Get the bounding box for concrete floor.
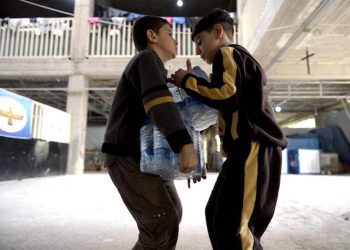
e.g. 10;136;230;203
0;172;349;250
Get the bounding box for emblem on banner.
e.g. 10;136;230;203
0;96;27;133
0;89;32;139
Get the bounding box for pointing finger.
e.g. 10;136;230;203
186;58;192;71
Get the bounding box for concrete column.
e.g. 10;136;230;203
314;113;324;128
71;0;94;60
66;75;89;174
66;0;94;174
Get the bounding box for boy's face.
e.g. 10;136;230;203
154;24;177;61
194;27;222;64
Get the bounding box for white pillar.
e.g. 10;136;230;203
71;0;94;60
66;75;89;174
66;0;94;174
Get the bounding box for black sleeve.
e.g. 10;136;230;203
181;46;240;111
138;52;192;153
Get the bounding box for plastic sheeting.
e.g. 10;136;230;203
288;126;350;164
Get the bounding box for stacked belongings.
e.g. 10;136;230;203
140;66;218;180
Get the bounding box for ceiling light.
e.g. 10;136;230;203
275;106;282;113
177;0;183;7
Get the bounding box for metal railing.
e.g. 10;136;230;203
267;80;350;99
0;18;73;58
0;17;238;58
87;19;198;57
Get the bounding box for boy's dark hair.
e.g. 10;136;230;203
192;8;234;41
133;16;169;52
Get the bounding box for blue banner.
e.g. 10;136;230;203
0;88;33;139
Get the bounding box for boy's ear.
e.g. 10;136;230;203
146;29;157;43
214;24;224;39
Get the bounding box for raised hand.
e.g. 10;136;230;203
171;58;194;87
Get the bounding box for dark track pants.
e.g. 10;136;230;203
206;141;282;250
105;154;182;250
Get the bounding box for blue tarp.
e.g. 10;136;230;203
288;126;350;164
287;137;320;150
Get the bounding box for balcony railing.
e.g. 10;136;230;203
0;17;238;58
88;19;198;57
0;18;73;58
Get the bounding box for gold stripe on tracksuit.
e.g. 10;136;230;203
231;111;239;140
144;96;175;113
239;141;259;250
185;47;237;100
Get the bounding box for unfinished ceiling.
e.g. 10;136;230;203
107;0;236;17
241;0;350;125
0;0;236;18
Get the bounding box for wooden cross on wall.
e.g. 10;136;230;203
301;47;315;74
